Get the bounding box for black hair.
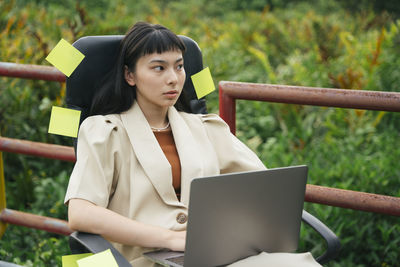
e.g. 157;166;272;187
90;22;186;116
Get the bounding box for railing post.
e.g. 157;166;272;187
0;151;7;238
219;81;236;135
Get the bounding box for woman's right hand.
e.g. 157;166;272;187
166;230;186;251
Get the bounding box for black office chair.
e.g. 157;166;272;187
66;35;340;266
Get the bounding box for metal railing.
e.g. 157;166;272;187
0;62;65;82
0;208;72;236
0;62;72;235
1;62;400;238
219;81;400;217
0;136;75;162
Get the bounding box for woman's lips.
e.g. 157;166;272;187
164;90;179;99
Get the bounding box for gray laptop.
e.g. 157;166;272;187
143;165;308;267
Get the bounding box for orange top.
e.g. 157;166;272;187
153;129;181;199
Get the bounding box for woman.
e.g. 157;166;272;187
65;22;320;266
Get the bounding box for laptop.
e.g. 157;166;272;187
143;165;308;267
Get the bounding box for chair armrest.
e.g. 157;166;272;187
69;231;131;267
301;210;341;264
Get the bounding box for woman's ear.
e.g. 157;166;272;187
124;66;136;86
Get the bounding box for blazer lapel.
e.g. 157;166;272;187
168;108;204;206
120;102;185;207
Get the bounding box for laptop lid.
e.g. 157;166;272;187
184;165;308;267
143;165;308;267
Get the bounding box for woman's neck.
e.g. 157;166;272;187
137;101;169;129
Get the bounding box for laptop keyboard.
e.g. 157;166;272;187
166;255;185;265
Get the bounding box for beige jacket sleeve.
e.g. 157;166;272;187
64;116;121;207
200;114;267;173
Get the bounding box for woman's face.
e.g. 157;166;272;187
125;50;185;112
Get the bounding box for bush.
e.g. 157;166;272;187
1;0;399;265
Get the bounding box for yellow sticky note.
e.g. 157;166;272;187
62;253;93;267
77;249;118;267
191;67;216;99
46;38;85;77
48;106;81;138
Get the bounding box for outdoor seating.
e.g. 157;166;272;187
65;34;340;265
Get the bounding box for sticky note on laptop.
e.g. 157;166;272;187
77;249;118;267
46;38;85;77
62;253;93;267
191;67;215;99
48;106;81;138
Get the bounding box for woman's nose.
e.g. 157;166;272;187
166;68;178;85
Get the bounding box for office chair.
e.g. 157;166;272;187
66;35;340;266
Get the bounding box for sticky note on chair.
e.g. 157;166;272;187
77;249;118;267
48;106;81;138
46;38;85;77
62;253;93;267
191;67;215;99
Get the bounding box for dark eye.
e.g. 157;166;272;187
177;64;184;70
154;66;164;71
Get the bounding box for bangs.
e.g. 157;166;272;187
141;30;186;56
123;22;187;70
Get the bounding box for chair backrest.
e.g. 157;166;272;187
66;35;207;126
65;35;208;264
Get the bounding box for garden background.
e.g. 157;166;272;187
1;0;400;266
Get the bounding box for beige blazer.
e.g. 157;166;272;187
64;101;266;266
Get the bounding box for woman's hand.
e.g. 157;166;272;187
166;230;186;251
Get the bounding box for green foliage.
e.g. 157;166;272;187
0;171;70;266
1;0;400;266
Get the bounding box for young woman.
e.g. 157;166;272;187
65;22;320;267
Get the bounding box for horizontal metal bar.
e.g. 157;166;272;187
219;81;400;112
0;137;75;162
0;62;65;82
0;208;72;236
306;185;400;216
